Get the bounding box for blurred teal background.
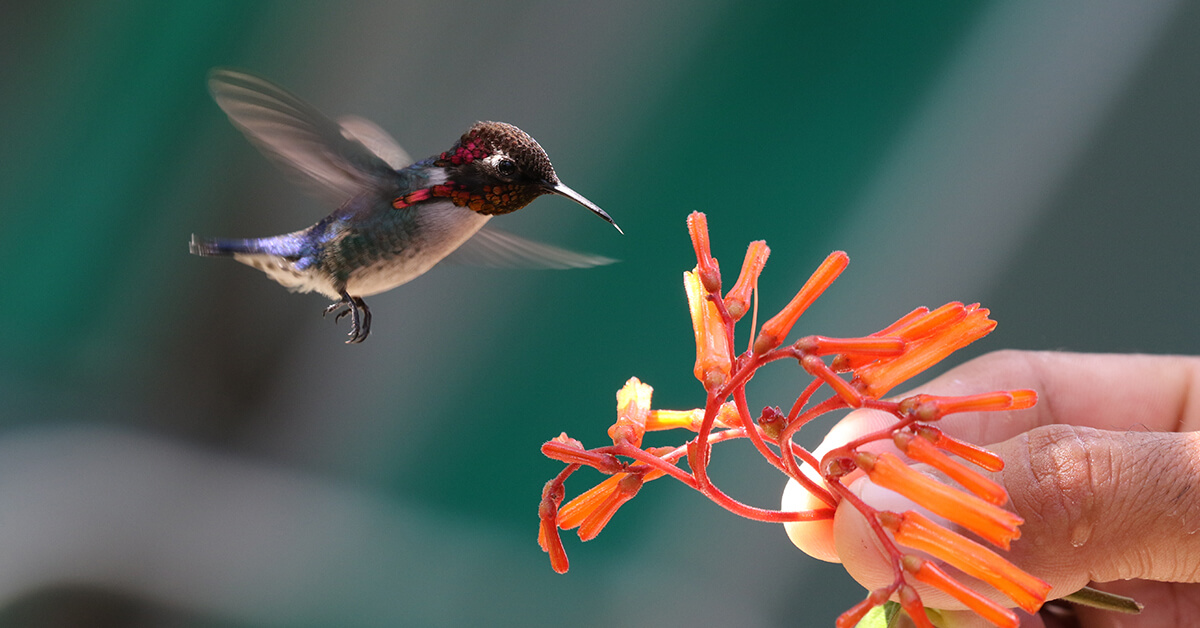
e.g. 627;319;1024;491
2;1;1199;626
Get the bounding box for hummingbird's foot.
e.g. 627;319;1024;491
323;292;372;343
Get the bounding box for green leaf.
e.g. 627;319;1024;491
1062;586;1143;614
853;601;904;628
854;604;889;628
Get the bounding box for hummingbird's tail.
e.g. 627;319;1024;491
189;234;246;256
189;234;304;257
189;233;328;296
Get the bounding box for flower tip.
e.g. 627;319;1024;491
1010;389;1037;409
724;240;770;322
610;377;653;447
539;518;571;573
686;212;721;292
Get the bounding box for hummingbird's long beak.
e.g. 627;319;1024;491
544;181;623;234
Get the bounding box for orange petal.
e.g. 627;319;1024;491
885;510;1051;613
646;402;740;432
896;432;1008;506
902;390;1039;421
888;302;968;341
686;212;721;292
854;305;996;398
685;270;732;389
754;251;849;355
558;475;622;531
795;335;906;357
917;425;1005;472
802;354;865;408
646;409;704;431
898;585;938;628
905;556;1018;628
559;467;668;532
835;307;931;371
539;480;570;573
724;240;770;321
859;452;1022;548
539;517;570;573
541;438;623;474
609;377;653;447
577;473;643;541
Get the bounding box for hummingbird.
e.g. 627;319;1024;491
190;68;621;343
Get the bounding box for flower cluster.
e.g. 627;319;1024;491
537;213;1050;627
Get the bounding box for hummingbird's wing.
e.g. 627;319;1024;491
208;68;407;202
337;115;413;170
446;227;616;269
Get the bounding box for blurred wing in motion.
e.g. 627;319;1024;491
208;68;407;202
337;115;413;170
447;227;617;269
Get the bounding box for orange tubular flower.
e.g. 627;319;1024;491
538;479;569;573
904;556;1018;628
833;306;931;371
894;431;1008;506
687;211;721;292
857;452;1022;549
881;510;1051;613
917;425;1006;472
853;303;996;398
557;465;668;539
575;473;644;541
795;335;907;357
724;240;770;321
609;377;653;447
754;251;849;355
900;391;1038;422
646;402;741;432
541;436;623;475
898;585;937;628
685;269;732;389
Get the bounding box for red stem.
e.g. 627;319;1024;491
826;414;919;461
827;479;907;585
782;441;837;509
786;378;825;423
700;474;835;523
602;443;699;488
732;387;784;470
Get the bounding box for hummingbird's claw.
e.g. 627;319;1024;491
324;292;372;343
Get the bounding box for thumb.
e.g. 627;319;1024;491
807;424;1200;619
986;424;1200;589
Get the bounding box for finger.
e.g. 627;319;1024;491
824;426;1200;612
784;350;1200;563
991;425;1200;588
897;350;1200;445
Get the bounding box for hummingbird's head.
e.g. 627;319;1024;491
435;121;621;232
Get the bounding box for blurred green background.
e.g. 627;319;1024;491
2;1;1199;626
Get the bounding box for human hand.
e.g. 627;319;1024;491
783;351;1200;627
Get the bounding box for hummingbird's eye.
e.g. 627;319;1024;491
496;158;517;178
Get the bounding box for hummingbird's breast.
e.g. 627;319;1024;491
335;197;490;298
